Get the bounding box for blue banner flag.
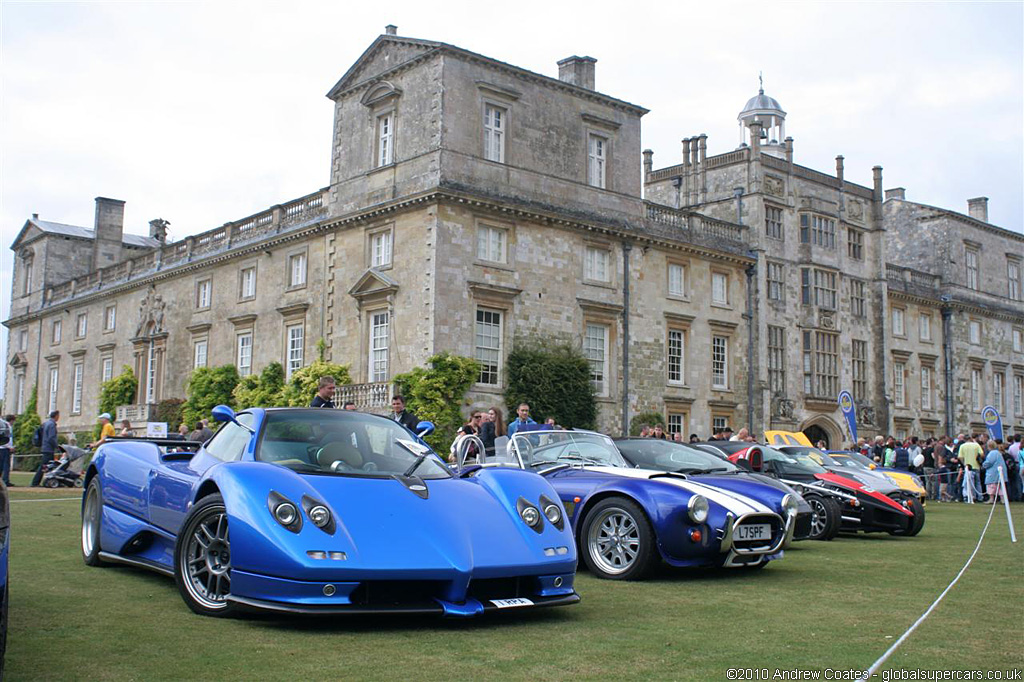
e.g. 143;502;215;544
982;405;1003;442
838;390;857;443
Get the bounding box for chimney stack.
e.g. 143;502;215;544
557;56;596;90
885;188;906;201
93;197;125;268
385;24;397;36
967;197;988;222
835;155;844;183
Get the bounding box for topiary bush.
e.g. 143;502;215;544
504;341;596;430
630;411;665;436
182;365;241;427
233;362;286;409
393;352;480;452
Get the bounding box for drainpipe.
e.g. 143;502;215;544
745;263;756;436
622;241;632;436
941;299;954;435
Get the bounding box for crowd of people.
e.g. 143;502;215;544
845;433;1023;505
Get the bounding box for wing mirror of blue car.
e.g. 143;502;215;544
211;404;255;434
416;421;435;437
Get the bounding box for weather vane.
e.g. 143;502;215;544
759;71;763;93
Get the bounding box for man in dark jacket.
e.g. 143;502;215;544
31;410;60;487
893;442;910;470
390;395;419;431
311;376;337;408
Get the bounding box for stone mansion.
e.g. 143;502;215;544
5;28;1023;446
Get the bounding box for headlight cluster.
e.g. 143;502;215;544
518;495;565;533
781;493;799;518
687;495;709;524
267;491;335;534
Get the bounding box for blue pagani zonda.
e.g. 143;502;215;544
80;406;579;617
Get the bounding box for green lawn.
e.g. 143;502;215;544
5;470;1023;681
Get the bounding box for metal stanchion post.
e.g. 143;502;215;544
964;469;975;504
997;466;1017;543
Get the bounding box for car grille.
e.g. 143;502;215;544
732;513;783;552
347;577;531;607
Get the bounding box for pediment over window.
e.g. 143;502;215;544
349;268;399;307
8;352;27;368
360;80;403;107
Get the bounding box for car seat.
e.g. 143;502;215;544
316;441;363;471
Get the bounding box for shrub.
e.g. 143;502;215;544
94;365;137;439
233;362;286;409
280;360;350;407
13;385;41;469
393;352;479;452
154;398;186;431
182;365;240;427
630;412;665;436
504;341;596;430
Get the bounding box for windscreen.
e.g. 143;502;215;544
760;445;828;475
615;439;739;474
511;431;626;469
256;410;449;479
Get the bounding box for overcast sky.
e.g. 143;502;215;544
1;1;1022;398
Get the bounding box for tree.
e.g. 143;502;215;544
504;341;597;430
279;360;350;407
233;362;286;409
154;398;186;431
394;352;479;452
182;365;240;427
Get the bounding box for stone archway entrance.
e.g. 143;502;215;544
799;416;843;450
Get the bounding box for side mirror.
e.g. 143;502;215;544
211;405;236;423
416;421;435;437
210;405;253;434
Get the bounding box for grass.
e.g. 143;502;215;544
5;469;1023;681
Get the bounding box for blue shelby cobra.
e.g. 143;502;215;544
496;431;798;580
80;407;579;617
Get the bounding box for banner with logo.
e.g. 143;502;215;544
838;390;857;443
982;405;1003;442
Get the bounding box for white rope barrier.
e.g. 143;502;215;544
860;476;1006;679
997;466;1017;543
10;497;81;503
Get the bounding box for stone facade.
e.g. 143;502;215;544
4;30;1022;444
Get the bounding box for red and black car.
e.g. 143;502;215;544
695;442;916;537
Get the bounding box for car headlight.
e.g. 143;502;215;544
781;493;799;517
539;494;564;530
517;496;543;532
884;474;899;486
308;505;331;528
268;490;303;533
687;495;709;524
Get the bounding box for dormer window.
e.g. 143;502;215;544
376;113;393;167
361;81;402;170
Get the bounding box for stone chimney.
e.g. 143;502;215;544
835;155;844;183
642;149;653;176
557;56;596;90
385;24;397;36
967;197;988;222
93;197;125;268
885;188;906;201
149;218;170;243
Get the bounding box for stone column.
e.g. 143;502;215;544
698;135;708;204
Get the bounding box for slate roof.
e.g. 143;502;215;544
18;218;160;249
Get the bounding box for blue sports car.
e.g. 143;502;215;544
81;406;579;617
493;431;797;579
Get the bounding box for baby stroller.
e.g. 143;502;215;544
41;444;88;488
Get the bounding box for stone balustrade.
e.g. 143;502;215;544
337;382;393;413
37;188;328;310
116;404;158;424
644;202;748;251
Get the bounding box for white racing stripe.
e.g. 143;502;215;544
587;466;772;515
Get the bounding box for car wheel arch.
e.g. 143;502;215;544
573;490;659;547
195;479;221;504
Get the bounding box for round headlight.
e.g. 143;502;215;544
520;505;541;527
308;505;331;528
687;495;709;524
274;502;298;526
543;503;562;524
781;493;799;517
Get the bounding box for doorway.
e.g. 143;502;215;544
803;425;831;450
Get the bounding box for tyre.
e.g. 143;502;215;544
890;496;925;537
44;478;59;489
0;582;7;679
73;477;84;488
580;497;657;580
804;494;840;541
81;479;109;567
174;494;236;617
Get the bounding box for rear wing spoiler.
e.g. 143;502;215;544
105;436;205;449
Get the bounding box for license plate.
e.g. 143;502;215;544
736;523;771;541
490;597;534;609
